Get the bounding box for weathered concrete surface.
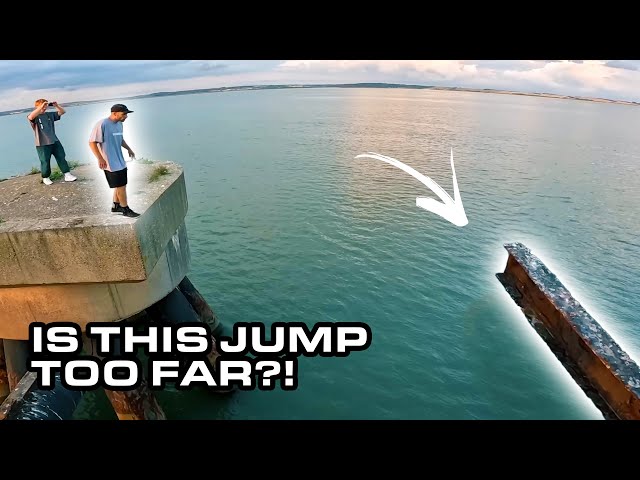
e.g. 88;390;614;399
0;161;187;286
497;242;640;420
0;222;190;340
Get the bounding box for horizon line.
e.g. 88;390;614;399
1;82;638;116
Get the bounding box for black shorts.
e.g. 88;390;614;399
104;168;128;188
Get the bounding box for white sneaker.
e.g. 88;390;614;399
42;177;53;185
64;172;77;182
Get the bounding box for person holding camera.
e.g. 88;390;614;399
27;99;77;185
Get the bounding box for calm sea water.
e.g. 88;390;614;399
2;88;639;420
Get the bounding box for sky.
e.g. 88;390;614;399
1;60;640;112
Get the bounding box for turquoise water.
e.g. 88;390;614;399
2;88;639;419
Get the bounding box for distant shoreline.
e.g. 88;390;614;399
2;82;638;116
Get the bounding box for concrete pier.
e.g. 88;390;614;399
0;160;226;419
497;242;640;420
0;161;189;340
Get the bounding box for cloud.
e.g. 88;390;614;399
500;61;618;96
276;60;640;101
0;68;295;112
0;60;281;91
0;61;182;90
278;60;481;80
1;60;640;112
604;60;640;71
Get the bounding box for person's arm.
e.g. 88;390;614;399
50;101;66;117
89;121;108;169
121;139;135;159
27;103;46;122
89;142;108;170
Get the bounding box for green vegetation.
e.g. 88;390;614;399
50;170;64;181
27;160;84;179
136;157;154;164
149;165;170;183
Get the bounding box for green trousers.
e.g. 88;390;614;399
36;141;70;178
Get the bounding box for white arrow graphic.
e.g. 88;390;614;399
354;149;469;227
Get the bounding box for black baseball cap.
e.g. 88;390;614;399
111;104;134;113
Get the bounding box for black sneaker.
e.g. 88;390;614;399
122;206;140;218
111;203;124;213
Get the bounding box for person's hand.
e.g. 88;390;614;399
127;149;135;160
98;158;107;170
49;101;57;107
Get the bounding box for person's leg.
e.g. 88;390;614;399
117;169;139;217
37;145;53;184
116;185;139;217
50;141;70;173
111;188;122;212
51;141;76;182
116;186;128;207
106;170;137;216
105;172;119;211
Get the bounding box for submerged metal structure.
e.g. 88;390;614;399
497;242;640;420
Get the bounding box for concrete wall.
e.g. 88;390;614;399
0;222;190;340
0;164;187;286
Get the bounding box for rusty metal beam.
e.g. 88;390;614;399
0;371;83;420
179;276;221;335
0;371;37;420
82;329;167;420
496;242;640;420
145;286;233;394
0;340;8;403
3;340;30;391
101;380;166;421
